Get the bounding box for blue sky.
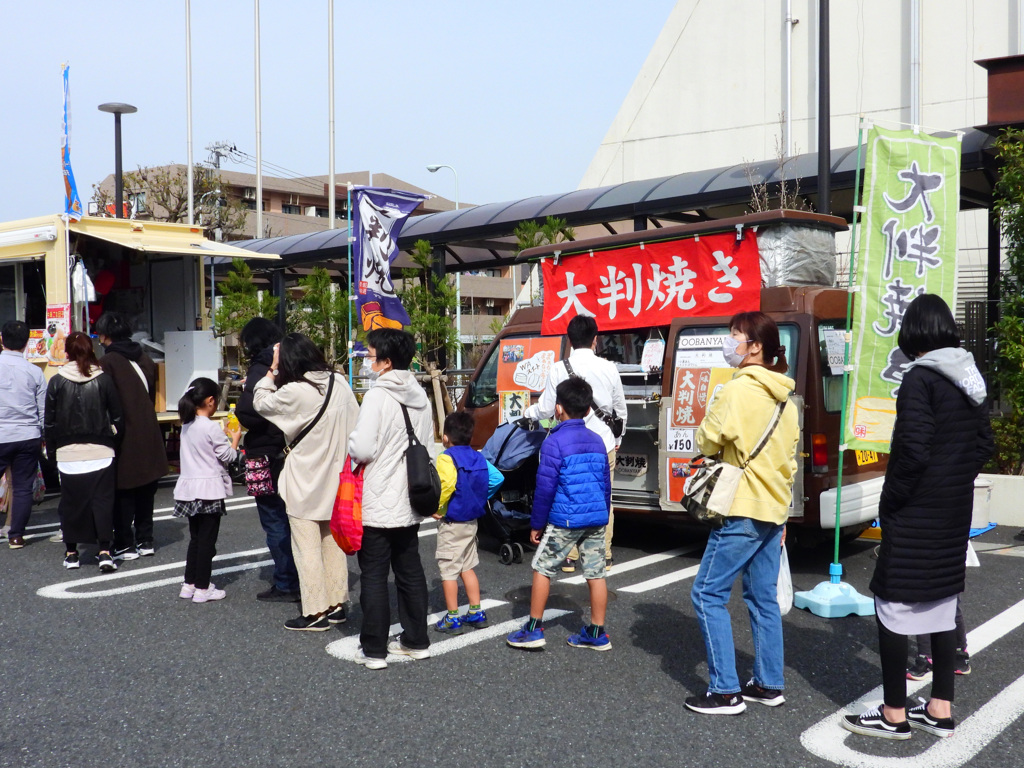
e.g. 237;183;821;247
0;1;676;221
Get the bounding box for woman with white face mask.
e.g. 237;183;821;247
684;312;800;716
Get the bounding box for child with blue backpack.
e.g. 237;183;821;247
433;411;503;634
506;377;612;651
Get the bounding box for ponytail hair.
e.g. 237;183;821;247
729;311;788;374
177;377;220;424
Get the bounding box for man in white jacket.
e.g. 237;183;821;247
524;315;626;570
348;329;434;670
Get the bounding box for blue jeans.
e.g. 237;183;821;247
256;492;299;592
690;516;785;694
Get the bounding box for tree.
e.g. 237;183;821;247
512;216;575;306
287;267;350;368
91;164;249;241
398;239;460;370
988;128;1024;473
213;258;280;338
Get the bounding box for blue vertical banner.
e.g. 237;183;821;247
352;187;426;330
61;64;83;221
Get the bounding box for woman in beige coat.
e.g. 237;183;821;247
254;333;359;631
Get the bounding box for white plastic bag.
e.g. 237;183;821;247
777;544;793;616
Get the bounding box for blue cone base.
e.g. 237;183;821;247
793;580;876;618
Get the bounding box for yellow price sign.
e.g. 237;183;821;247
855;450;879;467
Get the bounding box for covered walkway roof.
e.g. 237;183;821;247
235;128;995;273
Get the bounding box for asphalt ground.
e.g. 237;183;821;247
2;483;1023;768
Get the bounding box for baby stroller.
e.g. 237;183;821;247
481;420;547;565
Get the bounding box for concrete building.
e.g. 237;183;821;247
580;0;1023;312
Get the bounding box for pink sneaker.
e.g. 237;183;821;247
192;584;226;603
179;583;196;599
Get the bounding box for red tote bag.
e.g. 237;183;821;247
330;455;364;555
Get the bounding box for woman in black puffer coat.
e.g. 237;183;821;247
843;295;992;742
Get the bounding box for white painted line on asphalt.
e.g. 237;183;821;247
325;602;572;664
800;595;1024;768
560;545;700;586
617;564;701;593
36;548;272;599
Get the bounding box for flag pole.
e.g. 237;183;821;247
793;116;875;618
347;181;354;387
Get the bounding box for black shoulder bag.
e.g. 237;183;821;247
563;359;625;438
282;373;336;456
400;404;442;516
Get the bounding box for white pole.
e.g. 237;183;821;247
186;0;194;226
1020;0;1024;53
784;0;793;158
453;171;461;369
328;0;335;230
255;0;263;238
910;0;920;127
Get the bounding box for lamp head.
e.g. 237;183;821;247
426;165;442;173
98;102;138;115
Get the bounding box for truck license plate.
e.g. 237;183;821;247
855;450;878;466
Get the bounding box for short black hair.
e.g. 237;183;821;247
94;312;132;342
366;328;416;370
566;315;598;350
443;411;476;446
1;320;29;350
556;377;593;419
898;293;959;360
239;317;283;359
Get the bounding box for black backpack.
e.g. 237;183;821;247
400;404;442;516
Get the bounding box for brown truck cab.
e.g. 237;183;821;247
460;211;886;537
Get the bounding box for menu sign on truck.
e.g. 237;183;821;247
540;230;761;335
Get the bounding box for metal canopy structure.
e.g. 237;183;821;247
235;127;995;273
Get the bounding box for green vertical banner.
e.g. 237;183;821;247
846;126;961;452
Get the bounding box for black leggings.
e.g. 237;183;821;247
184;515;221;590
877;616;957;708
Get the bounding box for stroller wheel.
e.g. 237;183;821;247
512;543;524;564
499;543;515;565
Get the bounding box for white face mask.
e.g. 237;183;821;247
722;336;753;368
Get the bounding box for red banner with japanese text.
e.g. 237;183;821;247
540;230;761;335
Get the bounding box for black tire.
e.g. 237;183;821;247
512;543;524;564
499;543;514;565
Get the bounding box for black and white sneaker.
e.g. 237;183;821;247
326;605;347;625
63;552;81;570
97;552;118;573
137;541;156;557
113;547;139;561
284;615;330;632
841;706;912;740
907;702;955;738
741;679;785;707
684;691;746;715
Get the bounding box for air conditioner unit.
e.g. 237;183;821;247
305;206;317;217
242;187;257;200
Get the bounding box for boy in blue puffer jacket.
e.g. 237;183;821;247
507;377;612;651
433;412;504;634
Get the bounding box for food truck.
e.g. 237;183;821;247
0;214;276;410
459;210;885;541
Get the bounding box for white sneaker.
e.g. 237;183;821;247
192;585;226;603
387;638;430;660
179;583;196;599
354;649;388;670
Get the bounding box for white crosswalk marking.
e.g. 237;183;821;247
560;545;700;585
617;564;702;593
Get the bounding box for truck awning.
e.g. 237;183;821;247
69;217;279;260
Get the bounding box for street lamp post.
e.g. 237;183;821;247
98;102;137;219
426;163;461;368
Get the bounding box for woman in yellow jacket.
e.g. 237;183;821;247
685;311;799;716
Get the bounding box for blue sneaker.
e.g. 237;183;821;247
566;626;612;651
434;613;464;634
461;610;489;628
506;622;545;649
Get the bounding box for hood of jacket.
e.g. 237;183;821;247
103;339;144;362
372;369;429;409
732;365;795;403
58;361;104;383
251;345;275;368
905;347;987;405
